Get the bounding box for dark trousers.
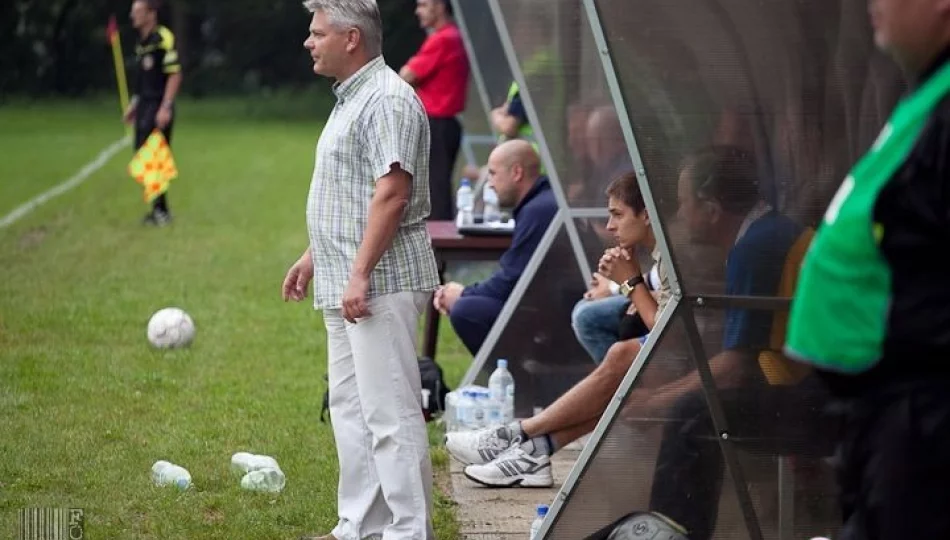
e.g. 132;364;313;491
835;381;950;540
449;295;504;355
135;100;175;214
428;116;462;221
649;374;835;540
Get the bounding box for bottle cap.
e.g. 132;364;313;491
497;359;508;369
460;178;471;187
537;504;549;516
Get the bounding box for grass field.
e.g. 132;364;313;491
0;99;472;539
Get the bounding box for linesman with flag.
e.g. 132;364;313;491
121;0;182;226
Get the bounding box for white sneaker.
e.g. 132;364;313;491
463;443;553;488
445;425;517;465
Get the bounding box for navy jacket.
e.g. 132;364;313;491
462;177;558;301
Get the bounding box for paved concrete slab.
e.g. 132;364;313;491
450;446;582;539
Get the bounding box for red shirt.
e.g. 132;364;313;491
405;23;469;118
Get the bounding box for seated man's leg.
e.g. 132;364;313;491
457;339;647;488
647;389;723;540
523;338;643;445
572;295;630;364
449;295;505;355
643;377;833;540
447;338;643;468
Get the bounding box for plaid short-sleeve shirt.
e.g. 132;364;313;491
306;56;440;310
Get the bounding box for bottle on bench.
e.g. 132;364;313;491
483;185;501;225
455;178;474;228
488;359;515;424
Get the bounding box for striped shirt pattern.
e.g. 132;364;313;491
306;56;440;310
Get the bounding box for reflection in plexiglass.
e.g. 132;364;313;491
485;0;907;538
471;224;591;418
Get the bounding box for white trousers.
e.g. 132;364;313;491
325;291;434;540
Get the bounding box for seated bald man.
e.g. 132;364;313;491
433;140;558;354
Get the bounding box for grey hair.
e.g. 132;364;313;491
303;0;383;56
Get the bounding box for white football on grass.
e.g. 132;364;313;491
147;307;195;349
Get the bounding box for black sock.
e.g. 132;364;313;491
153;193;169;214
544;433;557;453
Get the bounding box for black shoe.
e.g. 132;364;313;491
142;209;172;226
153;209;172;226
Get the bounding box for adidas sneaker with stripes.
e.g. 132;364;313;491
462;444;553;488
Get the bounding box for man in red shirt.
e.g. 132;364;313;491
400;0;470;221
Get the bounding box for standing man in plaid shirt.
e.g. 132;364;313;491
283;1;440;539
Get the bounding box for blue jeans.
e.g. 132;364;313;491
571;295;630;364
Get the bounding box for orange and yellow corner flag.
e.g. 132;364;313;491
129;130;178;203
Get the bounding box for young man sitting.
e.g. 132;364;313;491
446;172;672;487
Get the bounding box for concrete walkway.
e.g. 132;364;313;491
450;446;582;540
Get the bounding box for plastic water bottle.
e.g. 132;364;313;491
241;467;286;493
456;179;474;227
468;390;483;429
230;453;280;476
469;390;485;429
454;390;467;428
483;185;501;224
504;384;515;424
458;390;476;429
488;359;515;423
444;391;459;431
485;390;496;421
480;389;495;428
230;452;286;492
484;390;503;427
530;504;549;539
473;391;488;428
151;460;192;490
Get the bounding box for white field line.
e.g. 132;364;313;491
0;135;131;229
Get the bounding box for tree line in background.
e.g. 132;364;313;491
1;0;424;99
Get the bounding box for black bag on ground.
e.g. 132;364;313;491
319;357;451;424
418;356;451;421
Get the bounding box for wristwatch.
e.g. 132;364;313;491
618;275;645;297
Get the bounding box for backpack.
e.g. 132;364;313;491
418;356;451;421
319;357;451;424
